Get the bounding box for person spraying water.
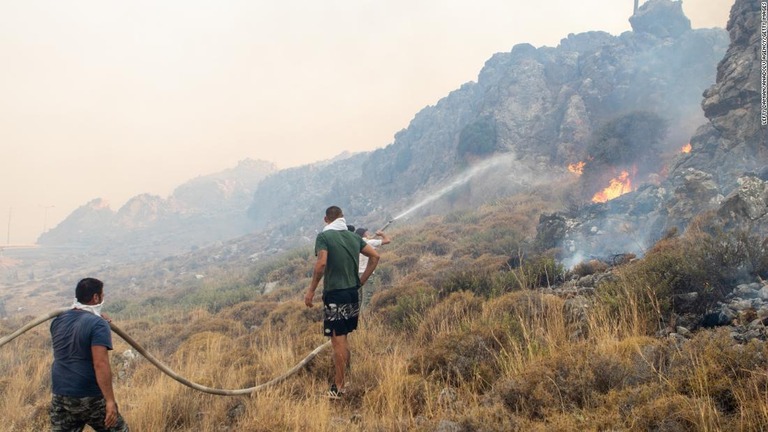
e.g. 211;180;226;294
353;226;392;312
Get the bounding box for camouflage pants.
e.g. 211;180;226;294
50;394;129;432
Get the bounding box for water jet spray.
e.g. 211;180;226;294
381;153;520;227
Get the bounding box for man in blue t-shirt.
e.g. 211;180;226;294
50;278;129;432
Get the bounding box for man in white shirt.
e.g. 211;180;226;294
354;227;391;311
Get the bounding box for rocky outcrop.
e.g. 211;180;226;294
700;0;764;145
173;158;275;214
629;0;691;38
115;194;172;229
247;0;727;238
674;0;767;189
539;0;766;265
715;175;768;235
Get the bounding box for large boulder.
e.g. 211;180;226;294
717;176;768;232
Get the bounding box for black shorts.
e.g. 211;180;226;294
322;287;360;337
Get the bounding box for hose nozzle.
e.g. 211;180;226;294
379;219;395;232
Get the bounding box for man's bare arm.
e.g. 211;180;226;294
92;345;118;428
375;230;391;245
305;250;327;307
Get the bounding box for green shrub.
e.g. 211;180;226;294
443;209;480;225
598;230;749;324
440;269;497;298
373;282;437;332
181;282;261;313
455;228;522;258
696;227;768;284
500;253;565;291
571;259;609;278
247;246;312;286
457;118;498;157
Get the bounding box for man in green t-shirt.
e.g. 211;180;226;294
304;206;379;399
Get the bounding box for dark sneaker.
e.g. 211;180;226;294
328;384;342;400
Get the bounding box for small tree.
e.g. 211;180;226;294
457;119;498;158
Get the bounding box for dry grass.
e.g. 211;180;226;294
2;287;767;431
1;202;767;430
0;323;51;431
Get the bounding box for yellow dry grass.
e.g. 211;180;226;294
2;283;768;431
1;195;767;431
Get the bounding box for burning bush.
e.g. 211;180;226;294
577;111;668;202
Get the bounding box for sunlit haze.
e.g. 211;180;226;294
0;0;732;244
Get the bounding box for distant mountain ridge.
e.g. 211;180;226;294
42;0;730;261
39;159;276;259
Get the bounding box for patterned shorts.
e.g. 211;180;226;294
322;287;360;336
50;394;130;432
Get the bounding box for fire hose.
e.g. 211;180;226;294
0;308;331;396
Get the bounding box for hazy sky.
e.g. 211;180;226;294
1;0;732;244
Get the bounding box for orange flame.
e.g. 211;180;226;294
591;171;633;203
567;161;585;175
681;143;692;153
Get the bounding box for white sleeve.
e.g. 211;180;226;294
366;239;383;248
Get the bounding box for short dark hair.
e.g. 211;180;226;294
75;278;103;303
347;224;355;232
326;206;343;220
355;227;367;237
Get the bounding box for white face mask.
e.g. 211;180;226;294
89;300;104;317
72;297;105;317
